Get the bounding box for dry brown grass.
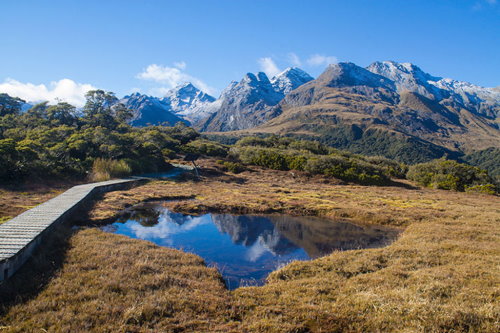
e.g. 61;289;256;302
87;161;447;228
0;228;238;332
1;161;499;332
0;181;77;224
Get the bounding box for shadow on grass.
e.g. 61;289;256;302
0;225;74;315
387;179;420;190
0;178;81;193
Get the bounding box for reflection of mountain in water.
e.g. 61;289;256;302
211;215;298;256
211;214;398;258
269;216;399;258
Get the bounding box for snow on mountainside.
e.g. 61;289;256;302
162;83;216;122
113;60;499;134
250;61;499;155
431;78;500;118
196;71;302;132
118;83;216;126
271;67;314;95
119;93;186;127
229;72;284;105
321;62;396;89
367;61;443;99
367;61;500;118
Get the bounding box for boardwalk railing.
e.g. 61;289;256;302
0;178;146;281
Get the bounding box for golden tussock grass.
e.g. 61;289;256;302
1;160;499;332
89;158;132;182
0;228;239;332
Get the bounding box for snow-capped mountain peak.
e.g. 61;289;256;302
271;67;314;94
367;60;500;118
367;60;443;99
162;83;216;122
116;82;217;125
197;71;289;131
317;62;396;91
118;93;185;127
163;83;215;110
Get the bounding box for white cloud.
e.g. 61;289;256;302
136;63;214;96
287;53;302;67
307;54;338;67
0;78;96;107
258;57;281;78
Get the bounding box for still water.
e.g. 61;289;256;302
138;165;192;179
103;202;398;289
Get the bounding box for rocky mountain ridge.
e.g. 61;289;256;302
245;62;499;157
196;68;314;132
367;60;499;118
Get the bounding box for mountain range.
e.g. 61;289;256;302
118;67;314;129
119;60;498;162
241;62;500;160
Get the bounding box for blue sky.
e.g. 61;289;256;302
0;0;499;105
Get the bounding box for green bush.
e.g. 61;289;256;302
233;136;399;184
288;140;329;155
407;159;495;193
236;136;330;155
305;156;388;185
464;184;497;195
235;136;273;148
223;161;246;174
234;147;308;171
364;155;408;178
185;139;228;157
232;145;390;185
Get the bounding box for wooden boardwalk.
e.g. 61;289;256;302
0;178;145;281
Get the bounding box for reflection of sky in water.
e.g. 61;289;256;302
127;213;210;247
107;205;397;289
109;207;309;289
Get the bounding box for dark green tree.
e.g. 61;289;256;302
25;101;49;119
47;102;78;126
112;102;134;124
82;90;119;128
0;93;25;116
